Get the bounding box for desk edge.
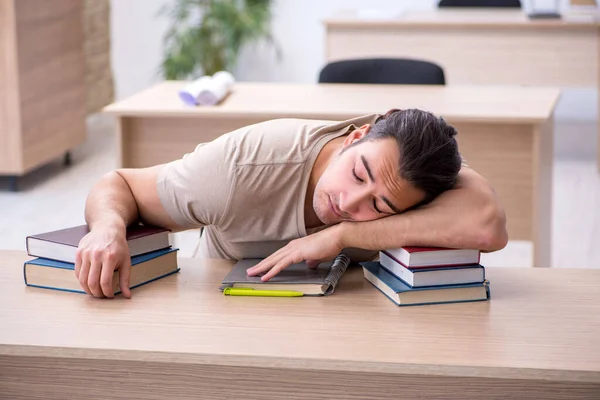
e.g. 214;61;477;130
1;344;598;383
323;19;600;29
100;109;554;125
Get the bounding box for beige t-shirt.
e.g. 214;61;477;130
156;113;381;260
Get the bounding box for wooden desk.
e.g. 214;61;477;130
1;251;599;399
324;8;600;169
104;81;559;267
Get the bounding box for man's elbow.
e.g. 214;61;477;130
477;202;509;252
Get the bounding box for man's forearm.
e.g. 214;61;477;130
84;171;140;230
338;168;508;252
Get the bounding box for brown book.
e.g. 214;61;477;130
26;224;170;263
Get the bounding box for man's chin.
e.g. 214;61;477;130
315;209;334;226
318;212;341;226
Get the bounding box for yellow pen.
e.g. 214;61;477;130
223;288;303;297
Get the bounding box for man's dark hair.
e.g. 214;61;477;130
362;108;462;204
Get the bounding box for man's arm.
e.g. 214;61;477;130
84;165;181;232
247;167;507;281
76;165;184;299
339;167;508;252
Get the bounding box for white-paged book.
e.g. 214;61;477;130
379;251;485;288
382;246;481;268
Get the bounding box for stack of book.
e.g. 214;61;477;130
23;224;180;295
361;247;490;307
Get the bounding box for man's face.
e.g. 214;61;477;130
313;132;426;225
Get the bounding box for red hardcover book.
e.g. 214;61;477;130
26;224;171;263
382;247;481;268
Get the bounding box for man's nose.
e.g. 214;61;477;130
339;191;365;215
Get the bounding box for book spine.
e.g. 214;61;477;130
381;250;409;268
322;253;351;295
484;280;491;300
23;261;28;285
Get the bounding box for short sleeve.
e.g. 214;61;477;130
156;135;235;229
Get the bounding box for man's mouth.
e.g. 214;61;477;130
328;196;343;219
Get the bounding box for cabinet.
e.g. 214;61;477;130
0;0;86;190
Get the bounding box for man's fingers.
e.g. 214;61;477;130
88;251;104;298
119;257;132;299
247;259;276;276
100;252;116;298
306;260;321;269
260;264;283;281
78;252;92;295
261;257;294;282
247;252;284;276
247;242;300;276
74;249;83;280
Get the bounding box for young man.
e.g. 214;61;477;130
76;109;508;298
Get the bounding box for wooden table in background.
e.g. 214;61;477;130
104;81;559;267
324;8;600;170
0;251;599;399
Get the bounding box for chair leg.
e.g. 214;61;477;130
64;151;72;166
8;176;18;192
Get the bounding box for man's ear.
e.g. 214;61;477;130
342;124;371;148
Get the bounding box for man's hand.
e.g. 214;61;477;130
246;225;345;281
75;221;131;299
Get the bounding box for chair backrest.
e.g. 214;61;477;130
318;58;446;85
438;0;521;7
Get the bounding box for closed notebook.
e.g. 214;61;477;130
24;247;180;295
379;251;485;287
220;254;351;296
26;224;170;263
361;261;490;306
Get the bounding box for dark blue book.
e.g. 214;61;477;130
361;262;490;307
24;247;180;295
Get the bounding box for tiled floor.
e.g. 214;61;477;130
1;114;598;269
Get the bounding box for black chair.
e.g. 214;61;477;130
438;0;521;7
318;58;445;85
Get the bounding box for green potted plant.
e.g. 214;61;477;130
159;0;278;79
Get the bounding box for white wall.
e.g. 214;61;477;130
110;0;596;122
233;0;436;84
110;0;171;100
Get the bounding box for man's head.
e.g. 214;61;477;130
313;109;462;225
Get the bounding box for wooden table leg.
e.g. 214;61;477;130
532;118;554;268
115;116;126;169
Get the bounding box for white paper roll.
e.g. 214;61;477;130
178;76;213;106
178;71;236;106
